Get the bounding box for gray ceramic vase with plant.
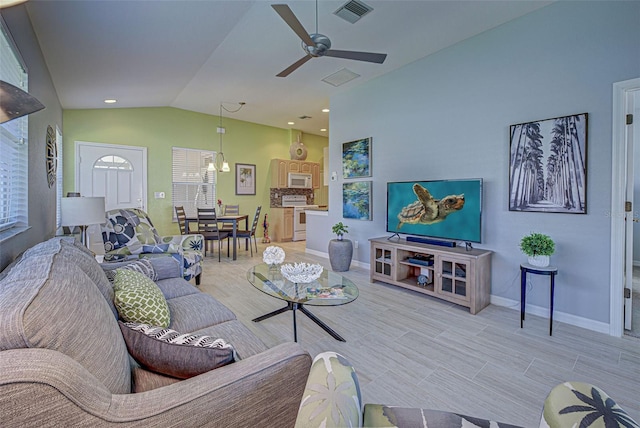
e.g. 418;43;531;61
329;222;352;271
520;232;555;267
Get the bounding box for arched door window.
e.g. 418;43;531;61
94;155;133;170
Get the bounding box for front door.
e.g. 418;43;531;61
76;141;147;253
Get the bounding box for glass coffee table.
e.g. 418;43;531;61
247;263;359;342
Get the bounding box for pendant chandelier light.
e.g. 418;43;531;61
211;101;245;172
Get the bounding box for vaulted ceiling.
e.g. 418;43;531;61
25;0;551;136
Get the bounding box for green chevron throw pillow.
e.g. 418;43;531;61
114;269;170;327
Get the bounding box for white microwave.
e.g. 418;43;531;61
288;173;312;188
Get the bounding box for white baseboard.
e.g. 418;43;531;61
304;248;370;269
306;246;611;335
490;295;610;334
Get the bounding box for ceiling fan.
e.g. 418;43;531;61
272;2;387;77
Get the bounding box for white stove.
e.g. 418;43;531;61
281;195;318;241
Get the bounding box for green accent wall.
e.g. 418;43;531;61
63;107;327;236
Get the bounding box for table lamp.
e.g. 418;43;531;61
60;197;106;248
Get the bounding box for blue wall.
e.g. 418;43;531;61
310;1;640;328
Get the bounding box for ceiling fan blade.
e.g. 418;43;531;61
271;4;316;47
325;49;387;64
276;55;313;77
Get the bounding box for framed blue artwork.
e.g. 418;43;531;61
342;137;371;178
343;181;372;220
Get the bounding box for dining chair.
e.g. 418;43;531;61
221;204;240;232
197;207;230;262
175;206;189;235
235;206;261;257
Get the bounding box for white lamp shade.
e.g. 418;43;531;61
60;197;106;227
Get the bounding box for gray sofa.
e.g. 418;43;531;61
0;237;312;427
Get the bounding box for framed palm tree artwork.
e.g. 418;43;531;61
509;113;587;213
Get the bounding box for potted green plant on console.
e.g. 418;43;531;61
520;232;555;267
328;222;352;272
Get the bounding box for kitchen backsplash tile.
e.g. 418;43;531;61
270;188;314;207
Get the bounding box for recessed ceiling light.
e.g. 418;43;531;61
104;99;117;104
288;121;295;125
322;108;330;113
320;128;327;132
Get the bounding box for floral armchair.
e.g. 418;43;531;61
101;208;203;284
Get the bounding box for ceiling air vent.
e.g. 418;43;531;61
333;0;373;24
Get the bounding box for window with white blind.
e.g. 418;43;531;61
172;147;217;219
55;127;63;229
0;18;29;235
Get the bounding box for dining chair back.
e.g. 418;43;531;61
224;204;240;215
175;206;188;235
235;206;262;257
221;204;240;232
197;207;229;262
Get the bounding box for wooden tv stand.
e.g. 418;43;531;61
369;237;492;314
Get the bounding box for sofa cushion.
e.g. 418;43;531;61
363;405;523;428
105;258;157;282
0;246;131;394
155;277;200;300
119;321;236;379
166;293;236;332
193;320;268;359
114;269;170;327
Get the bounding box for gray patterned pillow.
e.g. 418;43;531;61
105;259;157;283
118;321;237;379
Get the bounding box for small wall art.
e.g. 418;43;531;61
342;137;371;179
45;125;57;188
343;181;372;220
235;163;256;195
509;113;587;213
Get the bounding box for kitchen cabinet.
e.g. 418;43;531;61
271;207;293;242
311;163;320;189
270;159;320;188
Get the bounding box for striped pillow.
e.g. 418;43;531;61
105;259;157;283
118;321;237;379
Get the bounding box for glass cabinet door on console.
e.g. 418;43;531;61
371;243;394;282
437;256;470;304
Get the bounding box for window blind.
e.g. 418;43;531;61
172;147;217;219
0;18;28;233
55;126;63;229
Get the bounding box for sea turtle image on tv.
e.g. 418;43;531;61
397;183;465;228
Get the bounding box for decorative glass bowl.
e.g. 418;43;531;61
263;246;285;266
280;262;323;284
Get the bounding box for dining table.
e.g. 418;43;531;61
185;214;249;260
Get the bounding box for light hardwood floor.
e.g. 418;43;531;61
198;240;640;427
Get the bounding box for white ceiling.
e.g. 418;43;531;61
25;0;552;136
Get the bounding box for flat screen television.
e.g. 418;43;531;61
386;179;483;243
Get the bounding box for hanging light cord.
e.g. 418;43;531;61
215;102;245;172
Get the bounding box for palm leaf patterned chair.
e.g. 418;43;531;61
101;208;204;284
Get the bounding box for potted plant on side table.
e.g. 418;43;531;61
328;222;352;272
520;232;555;267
